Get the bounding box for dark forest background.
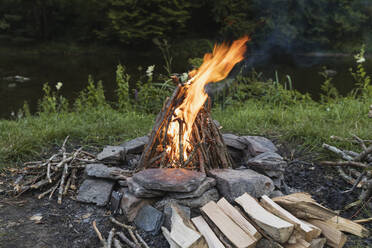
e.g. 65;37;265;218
0;0;371;52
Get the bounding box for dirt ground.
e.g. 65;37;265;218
0;144;371;248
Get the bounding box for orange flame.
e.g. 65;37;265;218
166;36;250;165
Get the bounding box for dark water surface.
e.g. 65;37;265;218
1;46;371;119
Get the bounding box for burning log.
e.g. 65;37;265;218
137;37;250;172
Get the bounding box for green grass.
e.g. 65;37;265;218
1;97;370;168
0;107;154;167
214;98;371;150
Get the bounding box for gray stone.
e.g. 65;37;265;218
132;168;206;193
176;188;219;208
76;178;115;206
240;136;278;156
118;180;127;187
85;163;127;180
168;177;216;199
120;136;149;154
246;152;286;174
163;202;190;230
110;191;123;214
120;188;155;222
155;188;219;209
208;169;274;201
222;133;247;150
269;190;284;198
134;205;164;235
127;177;165;198
97;146;126;162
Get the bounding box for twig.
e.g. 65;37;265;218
49;179;61;200
70;168;77;190
63;174;72;195
352;134;367;151
354;217;372;224
92;220;108;248
113;238;123;248
109;217;135;230
178;119;184;166
58;163;68;204
116;232;137;248
107;228;115;248
319;161;368;169
37;186;55;199
354;145;372;162
342;171;367;194
322;143;353;161
135;231;150;248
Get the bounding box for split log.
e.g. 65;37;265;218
272;193;337;220
307;219;347;248
235;193;294;244
162;227;181;248
285;237;310;248
299;220;322;238
309;238;326;248
217;197;261;240
169;203;207;248
325;216;370;238
191;216;225;248
260;195;319;241
201;201;257;248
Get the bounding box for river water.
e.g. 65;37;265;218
0;46;371;119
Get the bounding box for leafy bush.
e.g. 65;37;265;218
38;82;68;114
349;45;372;99
74;75;108;111
116;64;131;111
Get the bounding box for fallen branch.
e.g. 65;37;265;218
319;161;368;169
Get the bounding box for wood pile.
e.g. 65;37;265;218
137;85;233;172
163;192;370;248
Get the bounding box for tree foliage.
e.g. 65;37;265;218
0;0;370;50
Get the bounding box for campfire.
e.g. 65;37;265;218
138;36;250;172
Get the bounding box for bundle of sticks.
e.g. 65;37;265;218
12;136;98;204
137;84;233;173
320;135;372;205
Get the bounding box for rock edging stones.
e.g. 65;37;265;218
132;168;206;193
208;168;274;202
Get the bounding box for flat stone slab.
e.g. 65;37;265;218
208;169;274;201
120;136;149;154
247;152;286;173
97;146;126;162
132;168;206;193
240;136;278;156
168;177;216;199
134;205;164;235
85;163;127;180
155;188;219;209
127;178;165;198
222;133;247;150
76;178;115;206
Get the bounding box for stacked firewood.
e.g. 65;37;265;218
12;136;100;203
164;192;369;248
321;135;372;205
